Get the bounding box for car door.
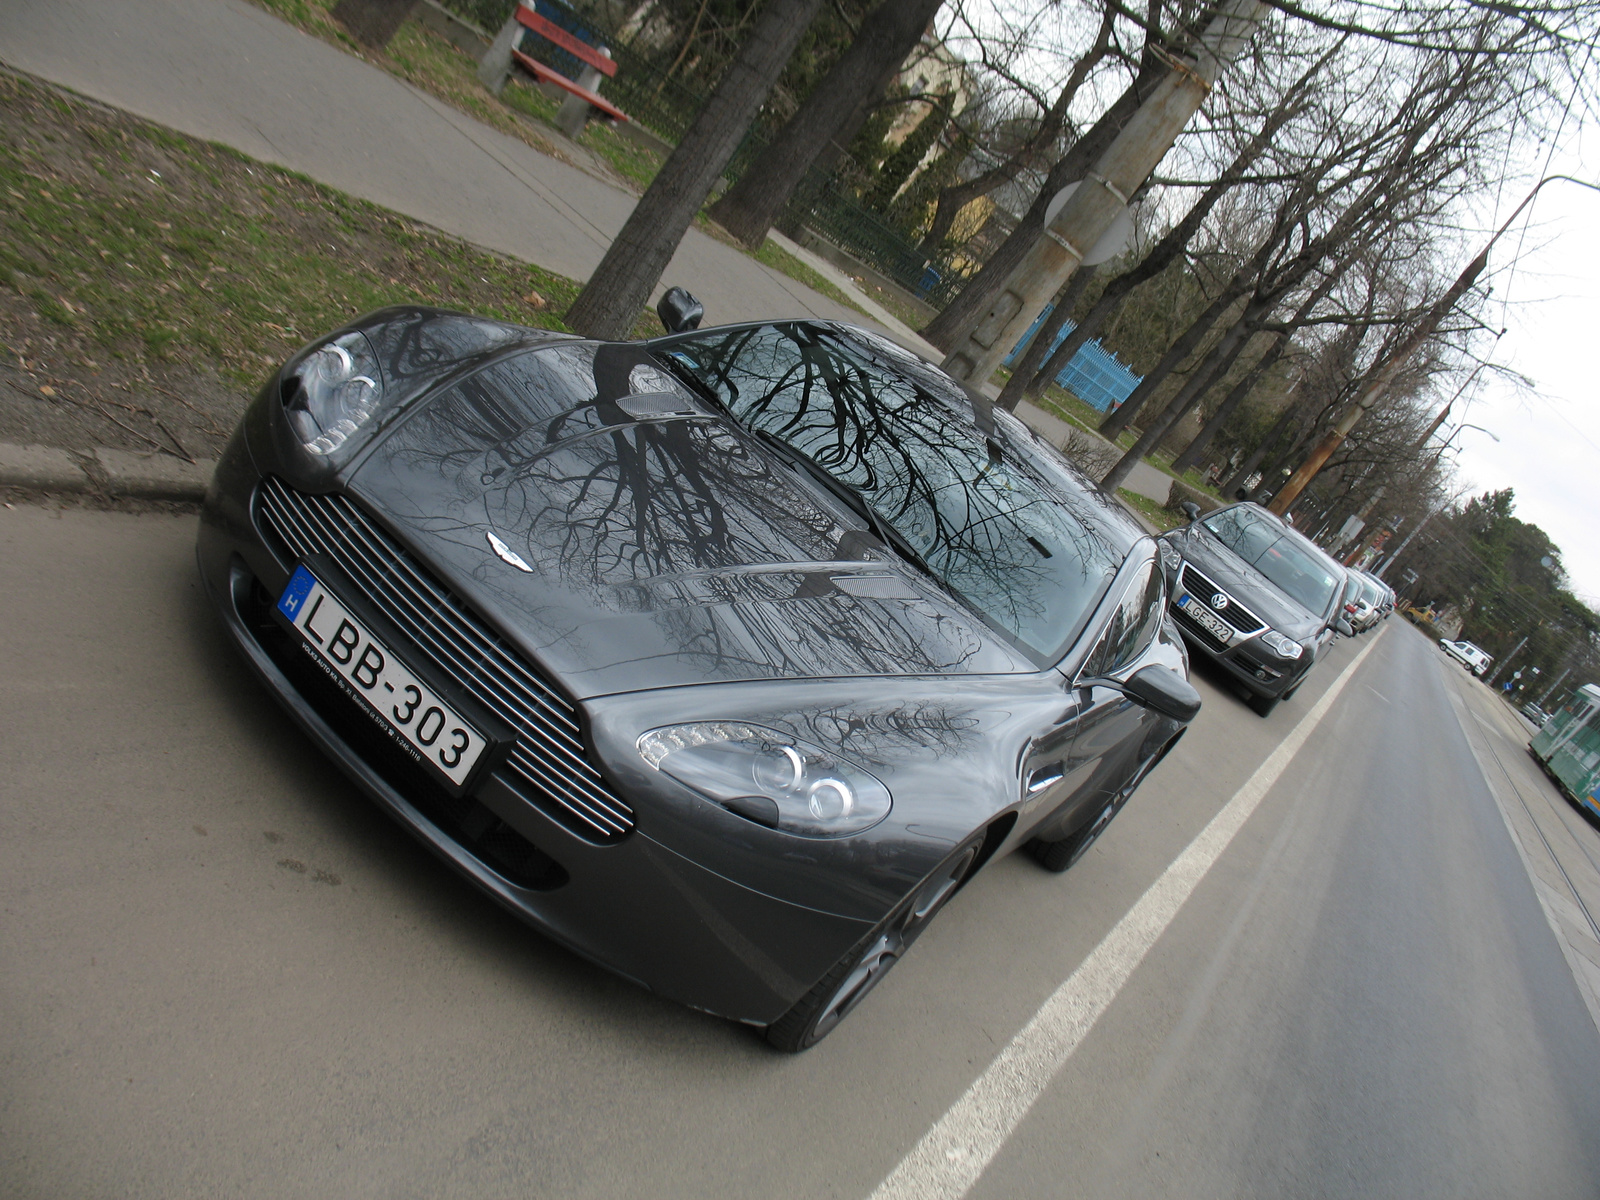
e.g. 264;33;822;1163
1024;554;1169;842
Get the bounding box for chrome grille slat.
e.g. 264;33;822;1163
264;485;580;734
257;478;635;841
264;489;596;770
1180;563;1266;634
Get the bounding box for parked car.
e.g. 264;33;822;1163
1521;701;1550;727
1346;573;1383;632
197;303;1201;1050
1157;501;1352;716
1440;639;1493;675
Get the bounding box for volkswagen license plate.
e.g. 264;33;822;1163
1178;592;1234;644
277;565;486;787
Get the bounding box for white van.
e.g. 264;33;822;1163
1440;639;1493;676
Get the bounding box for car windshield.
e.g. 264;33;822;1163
657;323;1125;663
1202;506;1341;617
1359;576;1383;605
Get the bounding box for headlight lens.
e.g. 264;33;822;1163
282;332;384;457
1258;629;1304;660
637;722;892;837
1157;538;1182;573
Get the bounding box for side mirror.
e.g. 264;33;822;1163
1180;501;1201;524
657;286;704;334
1336;617;1355;637
1122;665;1202;724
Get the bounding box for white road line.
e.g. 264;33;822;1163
867;629;1388;1200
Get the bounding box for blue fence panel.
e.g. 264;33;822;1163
1003;306;1142;413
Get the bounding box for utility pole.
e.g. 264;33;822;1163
1375;506;1438;577
1268;250;1486;517
1270;176;1600;516
1487;634;1529;687
939;0;1267;389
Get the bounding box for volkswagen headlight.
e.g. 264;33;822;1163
1258;629;1303;660
638;722;891;837
1157;538;1182;573
282;331;384;457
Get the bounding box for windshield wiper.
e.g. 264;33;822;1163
749;428;940;583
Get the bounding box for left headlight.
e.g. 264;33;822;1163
637;722;892;837
1157;537;1182;574
282;331;384;457
1258;629;1304;660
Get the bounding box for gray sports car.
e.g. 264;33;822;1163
197;302;1199;1049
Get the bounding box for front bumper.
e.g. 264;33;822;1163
1165;601;1308;700
196;437;871;1026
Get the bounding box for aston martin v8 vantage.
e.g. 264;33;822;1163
197;303;1199;1050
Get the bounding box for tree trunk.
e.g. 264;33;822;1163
918;67;1160;351
1096;281;1246;439
331;0;419;49
1170;332;1287;474
994;267;1096;411
706;0;943;250
566;0;827;340
1100;310;1258;494
1221;397;1299;499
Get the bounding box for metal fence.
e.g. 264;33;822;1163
1003;307;1143;413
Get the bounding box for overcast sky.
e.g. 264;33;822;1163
1449;127;1600;610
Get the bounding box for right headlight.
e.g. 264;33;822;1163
1258;629;1304;660
1157;538;1182;573
637;722;892;837
281;331;384;459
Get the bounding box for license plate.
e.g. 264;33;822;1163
277;565;486;787
1177;592;1234;644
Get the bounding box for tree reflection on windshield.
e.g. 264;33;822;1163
660;324;1122;662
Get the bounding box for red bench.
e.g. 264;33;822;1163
509;5;628;126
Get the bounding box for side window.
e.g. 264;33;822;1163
1084;559;1165;679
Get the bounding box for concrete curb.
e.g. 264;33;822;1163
0;441;212;501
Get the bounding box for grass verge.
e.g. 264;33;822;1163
1116;488;1181;532
0;69;659;459
755;241;871;320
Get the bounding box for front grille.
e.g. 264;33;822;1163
1180;564;1265;634
256;477;635;843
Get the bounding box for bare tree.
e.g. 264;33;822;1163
566;0;828;340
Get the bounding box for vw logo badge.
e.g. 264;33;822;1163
1210;592;1229;610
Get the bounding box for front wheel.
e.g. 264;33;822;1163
764;834;984;1052
1248;691;1279;717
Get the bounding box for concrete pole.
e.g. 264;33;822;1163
940;0;1267;387
1486;633;1529;687
1374;506;1436;578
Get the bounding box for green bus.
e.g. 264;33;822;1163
1530;683;1600;821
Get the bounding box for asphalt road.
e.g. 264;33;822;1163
3;504;1599;1199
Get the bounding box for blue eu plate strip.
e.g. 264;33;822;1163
277;564;317;620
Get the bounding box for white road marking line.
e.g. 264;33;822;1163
867;630;1388;1200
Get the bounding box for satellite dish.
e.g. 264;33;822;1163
1044;181;1135;266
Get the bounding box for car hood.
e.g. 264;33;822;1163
347;342;1033;698
1169;525;1327;641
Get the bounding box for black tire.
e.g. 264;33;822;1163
1028;732;1183;874
763;834;984;1052
1248;691;1279;717
1028;800;1115;872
